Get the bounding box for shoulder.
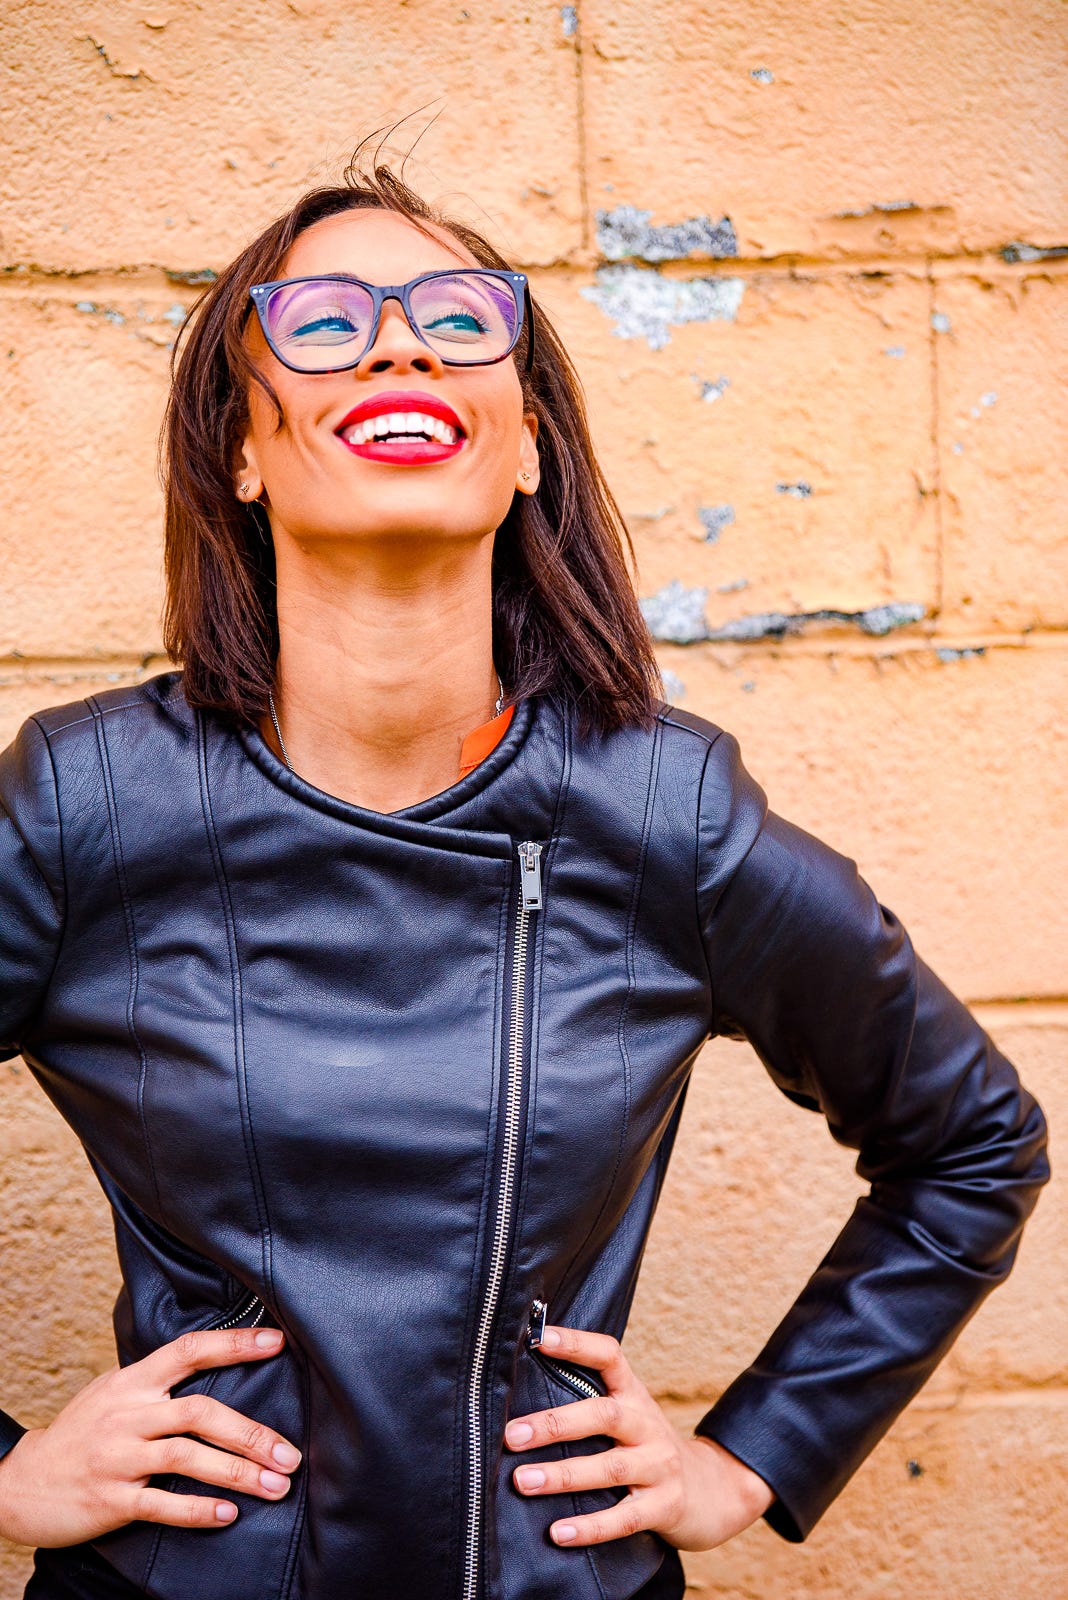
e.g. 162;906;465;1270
655;702;769;873
561;698;769;897
4;671;199;832
30;670;192;751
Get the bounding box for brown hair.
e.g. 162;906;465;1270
161;132;662;736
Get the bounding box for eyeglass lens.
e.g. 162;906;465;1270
262;272;521;370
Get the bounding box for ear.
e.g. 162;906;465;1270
232;439;266;507
515;411;540;496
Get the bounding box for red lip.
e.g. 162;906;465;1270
334;390;465;436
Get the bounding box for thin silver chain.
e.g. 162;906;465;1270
267;675;505;773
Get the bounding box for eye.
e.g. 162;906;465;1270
424;303;492;341
287;308;360;343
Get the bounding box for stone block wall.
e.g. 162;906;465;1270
1;3;1064;1593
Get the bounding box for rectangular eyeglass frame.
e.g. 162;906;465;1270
248;268;535;375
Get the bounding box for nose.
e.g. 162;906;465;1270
354;294;445;378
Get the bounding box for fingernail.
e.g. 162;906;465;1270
515;1467;545;1490
259;1469;289;1493
553;1524;577;1543
255;1329;283;1348
215;1503;238;1523
506;1422;533;1447
541;1326;562;1349
272;1442;301;1468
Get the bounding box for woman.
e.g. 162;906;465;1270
0;150;1049;1600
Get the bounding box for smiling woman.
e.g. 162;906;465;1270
0;133;1049;1600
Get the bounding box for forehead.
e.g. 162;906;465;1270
281;209;481;283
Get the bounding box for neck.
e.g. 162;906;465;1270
265;531;500;812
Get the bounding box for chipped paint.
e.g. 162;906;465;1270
74;301;126;325
639;581;710;643
834;199;923;219
596;205;738;263
559;5;577;37
694;374;730;403
969;391;998;418
883;344;906;358
936;645;986;662
640;586;927;644
165;267;217;285
749;67;774;83
716;577;749;593
775;480;812;498
580;265;745;350
1001;240;1068;263
697;504;735;542
931;311;952;333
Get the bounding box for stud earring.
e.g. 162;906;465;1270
239;484;250;498
521;471;531;481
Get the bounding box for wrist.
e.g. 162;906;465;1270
690;1433;776;1521
0;1428;44;1546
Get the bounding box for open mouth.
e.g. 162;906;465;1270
335;400;466;465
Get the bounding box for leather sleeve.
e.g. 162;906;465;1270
691;730;1051;1542
0;714;67;1459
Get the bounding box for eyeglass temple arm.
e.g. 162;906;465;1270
524;283;536;375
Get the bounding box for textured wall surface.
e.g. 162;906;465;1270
1;3;1065;1595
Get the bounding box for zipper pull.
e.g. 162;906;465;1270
528;1298;548;1349
517;841;543;911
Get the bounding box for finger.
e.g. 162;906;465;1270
537;1325;630;1388
514;1445;656;1498
145;1436;294;1502
122;1485;242;1530
138;1327;286;1393
547;1491;659;1549
142;1393;302;1473
505;1393;640;1451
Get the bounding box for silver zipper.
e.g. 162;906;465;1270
461;841;543;1600
527;1296;602;1401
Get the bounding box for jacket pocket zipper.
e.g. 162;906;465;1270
461;841;543;1600
527;1297;604;1402
206;1289;268;1331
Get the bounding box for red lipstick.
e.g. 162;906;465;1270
334;390;466;466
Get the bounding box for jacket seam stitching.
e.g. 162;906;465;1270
278;1348;312;1600
580;719;662;1600
12;720;70;1013
196;712;274;1295
694;731;727;1030
87;696;166;1229
38;701;144;737
548;715;662;1329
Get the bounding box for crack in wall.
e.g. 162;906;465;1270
640;580;928;643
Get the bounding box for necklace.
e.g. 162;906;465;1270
267;675;506;774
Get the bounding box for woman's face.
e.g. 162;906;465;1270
237;208;540;552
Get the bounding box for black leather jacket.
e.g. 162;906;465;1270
0;673;1049;1600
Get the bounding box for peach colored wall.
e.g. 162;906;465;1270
1;3;1065;1595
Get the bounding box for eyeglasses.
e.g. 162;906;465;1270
247;268;534;375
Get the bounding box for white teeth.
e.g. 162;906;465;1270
343;411;459;446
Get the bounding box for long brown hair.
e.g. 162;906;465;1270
161;133;661;736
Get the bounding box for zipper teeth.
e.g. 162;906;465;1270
538;1353;602;1402
213;1292;267;1331
462;874;534;1600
